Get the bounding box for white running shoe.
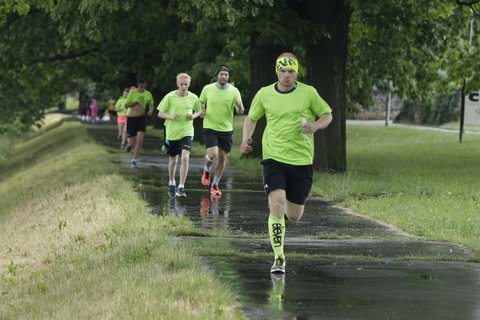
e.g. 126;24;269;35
270;255;286;274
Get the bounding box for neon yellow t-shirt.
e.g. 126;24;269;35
199;83;241;132
125;89;154;109
248;81;332;166
157;91;201;140
114;97;128;116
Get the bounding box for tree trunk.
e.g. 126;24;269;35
305;0;351;173
247;32;291;158
193;117;204;145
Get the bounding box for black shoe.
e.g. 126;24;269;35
168;185;176;198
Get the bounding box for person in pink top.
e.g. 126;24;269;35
89;97;99;123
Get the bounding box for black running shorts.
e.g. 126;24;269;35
203;129;233;153
261;159;313;205
126;116;147;138
164;136;193;157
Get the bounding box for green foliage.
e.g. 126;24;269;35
395;90;460;125
394;100;420;124
170;0;274;29
0;0;257;135
0;9;67;134
348;1;467;109
427;91;460;125
1;0;479;137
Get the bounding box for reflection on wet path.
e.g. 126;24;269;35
133;155;411;239
88;125;480;320
208;256;480;320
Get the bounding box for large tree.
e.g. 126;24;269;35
171;0;351;172
300;0;351;172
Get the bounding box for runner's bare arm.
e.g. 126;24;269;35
235;99;245;115
146;104;154;116
303;113;332;134
125;101;138;108
191;109;204;120
158;111;180;120
240;116;256;154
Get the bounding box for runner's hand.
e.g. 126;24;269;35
302;120;316;134
240;138;253;154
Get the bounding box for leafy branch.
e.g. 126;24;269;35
456;0;480;16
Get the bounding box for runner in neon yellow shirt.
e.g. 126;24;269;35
241;52;332;274
199;65;244;196
157;73;203;198
125;78;154;168
115;87;129;149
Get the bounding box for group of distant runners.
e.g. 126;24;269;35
77;94;118;124
108;52;333;274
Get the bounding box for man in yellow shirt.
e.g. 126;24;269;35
125;78;154;168
157;73;203;198
241;52;332;273
199;66;244;195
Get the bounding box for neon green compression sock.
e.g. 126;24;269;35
268;215;285;260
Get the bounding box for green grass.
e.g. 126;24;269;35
0;135;13;167
315;126;480;258
217;116;480;259
0;116;244;320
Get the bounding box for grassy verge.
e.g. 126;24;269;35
315;125;480;259
440;121;480;131
217;116;480;260
0;117;244;319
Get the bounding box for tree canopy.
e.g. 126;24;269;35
1;0;479;171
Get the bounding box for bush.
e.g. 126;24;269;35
394;100;420;124
394;90;460;125
427;90;460;125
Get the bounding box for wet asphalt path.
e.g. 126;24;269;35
88;123;480;320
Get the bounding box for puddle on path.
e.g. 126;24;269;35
207;256;480;320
